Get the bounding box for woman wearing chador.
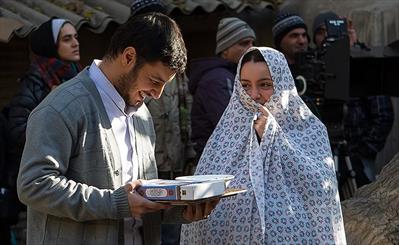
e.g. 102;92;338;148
181;47;346;244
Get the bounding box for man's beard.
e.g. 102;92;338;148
114;68;139;107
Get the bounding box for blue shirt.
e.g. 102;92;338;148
88;60;142;245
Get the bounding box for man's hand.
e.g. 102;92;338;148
183;199;220;222
124;180;170;218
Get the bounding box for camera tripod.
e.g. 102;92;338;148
332;139;358;200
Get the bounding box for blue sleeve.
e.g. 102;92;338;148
196;71;233;127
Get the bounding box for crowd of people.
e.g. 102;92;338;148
0;0;395;244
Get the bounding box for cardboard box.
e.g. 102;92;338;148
137;179;225;201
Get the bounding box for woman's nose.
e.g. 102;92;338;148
250;87;260;100
72;38;79;47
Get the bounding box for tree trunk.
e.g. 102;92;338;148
341;153;399;244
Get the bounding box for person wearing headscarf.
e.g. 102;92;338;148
180;47;346;244
2;18;81;221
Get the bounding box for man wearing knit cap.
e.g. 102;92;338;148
189;17;255;157
312;11;359;49
272;12;309;65
271;12;324;117
312;11;340;49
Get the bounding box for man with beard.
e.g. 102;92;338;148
272;12;320;117
17;13;217;245
272;13;309;66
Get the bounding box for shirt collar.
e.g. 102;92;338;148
89;59;137;116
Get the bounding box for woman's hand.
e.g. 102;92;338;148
183;199;220;222
254;106;268;139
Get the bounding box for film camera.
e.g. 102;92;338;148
292;18;350;106
292;17;399;130
292;17;399;198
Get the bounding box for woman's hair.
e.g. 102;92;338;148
240;49;265;72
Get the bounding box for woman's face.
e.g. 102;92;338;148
57;23;80;62
240;61;274;104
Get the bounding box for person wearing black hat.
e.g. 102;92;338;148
313;11;360;49
272;13;310;93
272;13;309;66
1;18;81;244
5;18;81;169
312;11;340;49
272;13;322;118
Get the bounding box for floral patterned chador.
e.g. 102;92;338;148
180;47;346;245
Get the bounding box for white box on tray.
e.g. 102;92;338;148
137;179;226;201
180;180;225;200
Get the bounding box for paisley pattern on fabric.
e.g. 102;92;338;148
180;47;346;245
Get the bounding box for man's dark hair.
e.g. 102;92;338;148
105;12;187;74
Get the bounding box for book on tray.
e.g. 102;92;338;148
137;178;226;201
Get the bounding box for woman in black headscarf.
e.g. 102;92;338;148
2;19;81;229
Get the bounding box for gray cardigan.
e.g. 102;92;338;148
17;69;186;245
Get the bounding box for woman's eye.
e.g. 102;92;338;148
260;83;272;89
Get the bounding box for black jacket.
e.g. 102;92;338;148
188;57;236;156
4;68;51;176
0;106;20;224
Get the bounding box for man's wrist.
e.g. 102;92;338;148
112;185;131;219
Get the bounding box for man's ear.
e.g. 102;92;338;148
220;49;227;60
121;47;137;69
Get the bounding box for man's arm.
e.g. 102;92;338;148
17;105;131;221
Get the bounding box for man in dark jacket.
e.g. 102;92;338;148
190;17;255;157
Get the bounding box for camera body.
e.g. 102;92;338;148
293;18;350;101
291;18;350;141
